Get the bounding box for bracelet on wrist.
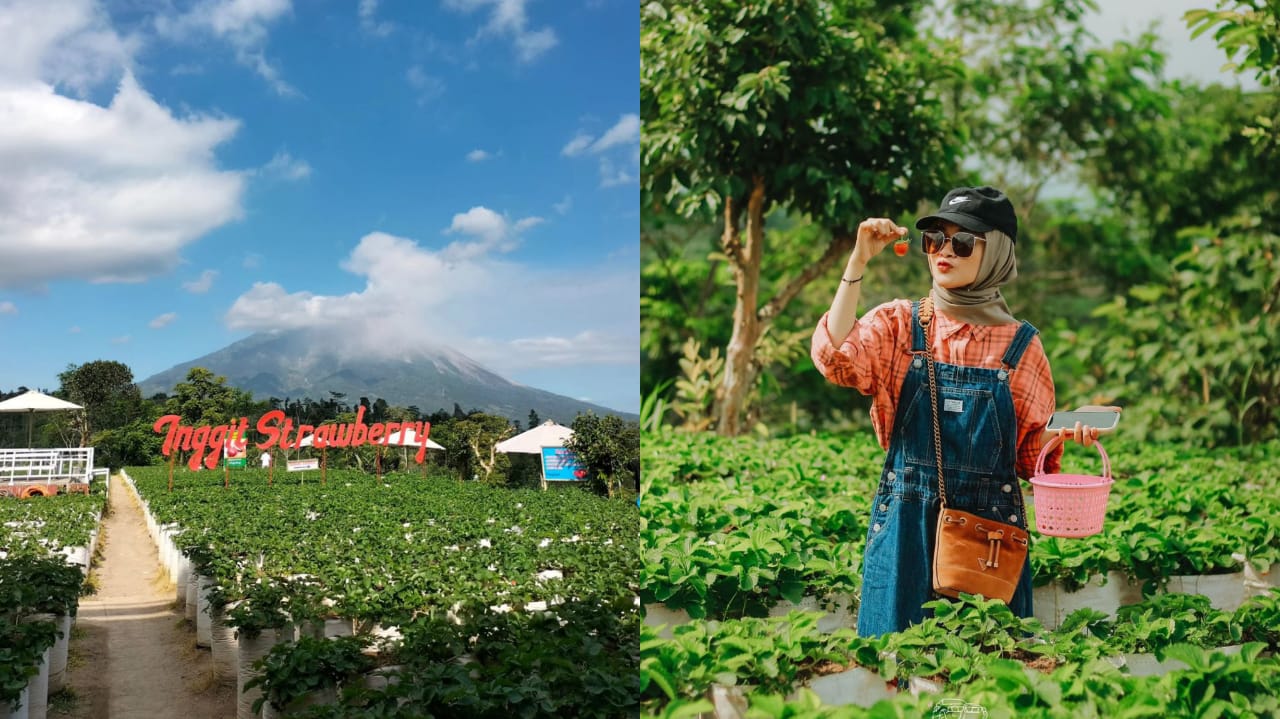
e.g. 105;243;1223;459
841;275;863;285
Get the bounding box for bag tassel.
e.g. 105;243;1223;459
986;531;1002;568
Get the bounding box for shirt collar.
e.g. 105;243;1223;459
934;310;989;341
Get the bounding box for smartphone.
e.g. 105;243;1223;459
1046;410;1120;434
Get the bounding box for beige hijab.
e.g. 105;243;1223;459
931;229;1018;326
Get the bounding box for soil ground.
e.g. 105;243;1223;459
53;476;236;719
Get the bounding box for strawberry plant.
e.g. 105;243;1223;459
641;611;878;703
126;464;639;717
1091;592;1240;654
1233;588;1280;652
247;635;373;714
0;619;58;709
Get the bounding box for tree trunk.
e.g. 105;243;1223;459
717;177;767;436
470;437;499;483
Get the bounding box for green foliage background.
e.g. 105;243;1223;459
641;0;1280;447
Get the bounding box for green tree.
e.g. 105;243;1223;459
1055;217;1280;446
94;415;166;470
1187;1;1280;85
57;360;143;447
564;413;640;498
435;413;514;486
642;0;964;435
1187;1;1280;159
528;409;540;429
164;367;254;426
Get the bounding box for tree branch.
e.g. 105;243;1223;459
759;231;857;323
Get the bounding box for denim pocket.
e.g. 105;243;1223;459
861;492;897;590
902;386;1003;474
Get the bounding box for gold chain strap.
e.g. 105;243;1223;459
921;296;948;508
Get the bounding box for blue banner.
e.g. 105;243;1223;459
540;446;584;482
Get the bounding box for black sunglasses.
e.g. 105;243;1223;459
920;229;986;258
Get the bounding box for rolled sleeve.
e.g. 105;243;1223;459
811;313;874;394
810;301;910;398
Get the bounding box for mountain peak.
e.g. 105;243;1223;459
137;328;633;422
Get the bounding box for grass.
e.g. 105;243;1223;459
47;687;79;715
188;667;233;695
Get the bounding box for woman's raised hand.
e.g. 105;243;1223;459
852;218;908;266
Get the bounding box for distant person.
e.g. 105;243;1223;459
260;452;272;469
811;185;1113;637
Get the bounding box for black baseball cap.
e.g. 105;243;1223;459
915;186;1019;243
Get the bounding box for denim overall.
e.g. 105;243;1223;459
856;300;1038;638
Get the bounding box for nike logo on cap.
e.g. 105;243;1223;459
949;196;969;205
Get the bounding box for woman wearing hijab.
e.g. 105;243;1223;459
811;186;1109;637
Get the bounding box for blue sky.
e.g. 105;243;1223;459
0;0;639;414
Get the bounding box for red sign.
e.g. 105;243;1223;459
154;407;433;471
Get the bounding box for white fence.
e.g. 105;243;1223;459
0;447;100;485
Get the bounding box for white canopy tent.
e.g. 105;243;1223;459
0;390;83;448
383;428;445;450
384;428;444;467
495;420;573;454
496;420;576;491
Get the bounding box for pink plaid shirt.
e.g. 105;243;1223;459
812;299;1061;479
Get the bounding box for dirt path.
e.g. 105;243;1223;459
57;476;235;719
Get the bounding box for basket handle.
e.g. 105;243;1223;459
1034;434;1111;480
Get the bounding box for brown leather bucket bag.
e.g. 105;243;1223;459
919;297;1028;603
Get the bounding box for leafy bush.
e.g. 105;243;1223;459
248;635;373;714
1051;219;1280;446
0;619;59;707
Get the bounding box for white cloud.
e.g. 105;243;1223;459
562;114;641;189
260;151;311;180
508;331;636;365
512;216;544;233
599;157;634;187
243;253;262;269
154;0;297;96
0;0;138;95
563;114;639;156
553;195;572;215
561;133;593;157
223;222;638;374
149;312;177;329
183;269;219;293
443;0;558;63
443;206;542;260
466;149;491;162
68;325;81;333
0;301;16;315
358;0;394;37
406;65;445;104
110;335;130;344
0;73;244;289
591;114;640;153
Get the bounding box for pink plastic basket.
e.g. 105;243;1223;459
1029;436;1113;538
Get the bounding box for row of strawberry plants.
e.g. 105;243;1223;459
0;484;105;714
0;488;106;555
1034;440;1280;592
641;590;1280;716
127;465;639;718
642;434;880;618
642;432;1280;617
652;644;1280;719
245;601;637;718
